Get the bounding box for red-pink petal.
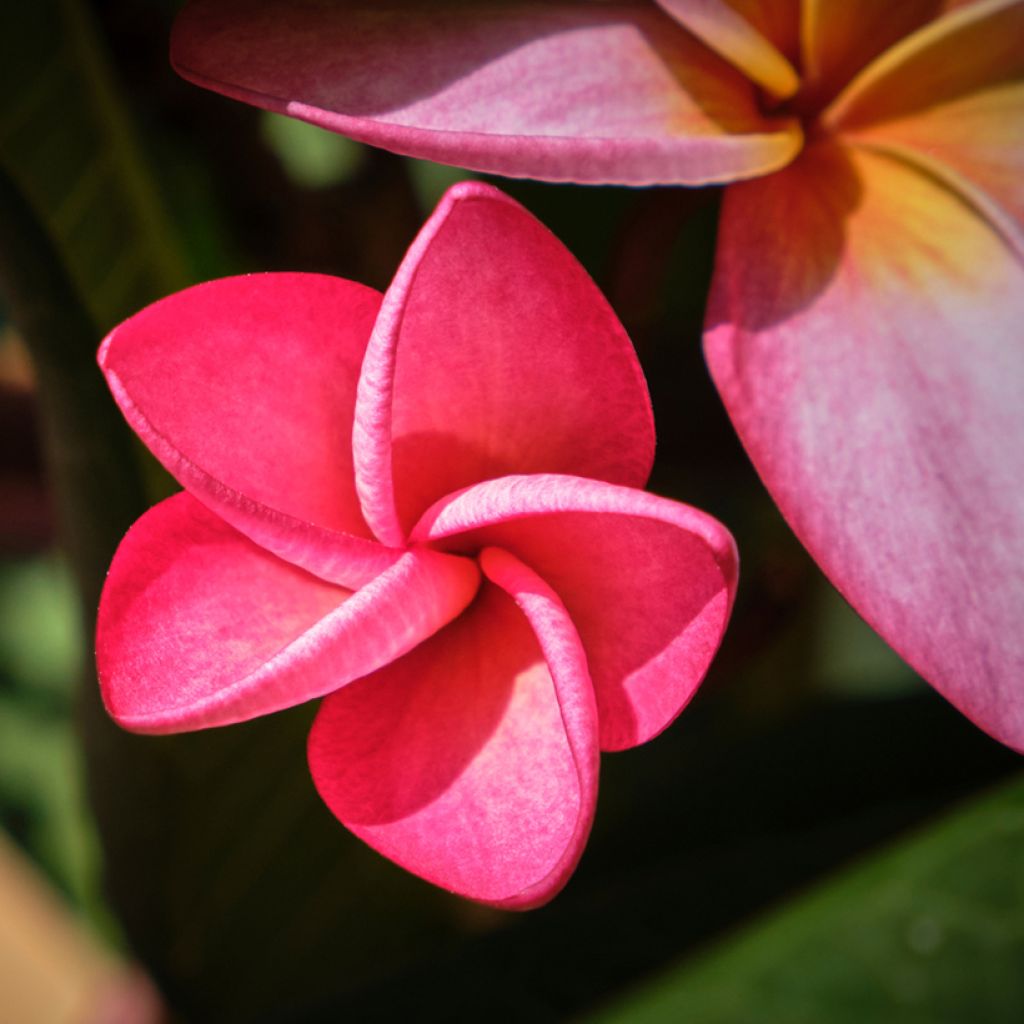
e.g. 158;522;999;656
308;552;598;909
171;0;802;186
99;273;397;588
706;140;1024;751
353;182;656;545
412;474;738;751
97;492;480;734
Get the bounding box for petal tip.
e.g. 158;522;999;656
97;326;118;370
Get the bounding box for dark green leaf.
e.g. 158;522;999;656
593;775;1024;1024
0;0;188;332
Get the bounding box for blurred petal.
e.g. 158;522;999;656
823;0;1024;130
850;82;1024;252
412;474;738;751
171;0;802;186
354;182;656;545
97;492;480;733
718;0;801;61
99;274;398;587
705;140;1024;751
655;0;799;98
799;0;942;112
308;556;598;909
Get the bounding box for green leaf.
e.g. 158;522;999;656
0;0;188;332
260;111;366;189
592;775;1024;1024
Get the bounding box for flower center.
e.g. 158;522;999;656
760;80;836;144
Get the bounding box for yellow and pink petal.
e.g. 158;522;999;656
705;140;1024;751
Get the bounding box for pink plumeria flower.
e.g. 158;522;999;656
170;0;1024;751
96;184;737;908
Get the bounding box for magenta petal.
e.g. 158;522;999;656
97;492;480;734
171;0;802;186
99;273;397;587
353;182;656;545
308;555;598;909
412;474;738;751
706;141;1024;751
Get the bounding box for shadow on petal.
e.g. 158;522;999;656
477;511;731;749
705;140;864;333
174;0;773;134
309;584;527;826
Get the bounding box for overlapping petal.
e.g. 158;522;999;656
823;0;1024;130
99;273;397;587
705;140;1024;752
171;0;802;186
849;83;1024;254
98;492;480;734
798;0;942;111
308;550;598;909
412;474;737;751
654;0;799;98
353;181;656;545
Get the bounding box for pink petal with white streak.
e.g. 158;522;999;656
98;492;480;733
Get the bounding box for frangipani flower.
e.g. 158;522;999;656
96;183;737;908
170;0;1024;751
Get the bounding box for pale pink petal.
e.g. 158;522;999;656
308;554;598;909
705;140;1024;752
823;0;1024;130
654;0;799;98
411;474;738;751
99;274;398;587
171;0;802;186
97;492;480;734
353;182;656;545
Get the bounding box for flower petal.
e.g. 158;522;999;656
823;0;1024;130
654;0;799;98
798;0;942;113
412;474;738;751
99;273;398;587
171;0;802;186
308;553;598;909
705;140;1024;751
97;491;480;734
353;182;656;545
849;82;1024;253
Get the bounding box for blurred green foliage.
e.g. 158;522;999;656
261;112;366;190
0;0;189;332
594;774;1024;1024
0;556;99;908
